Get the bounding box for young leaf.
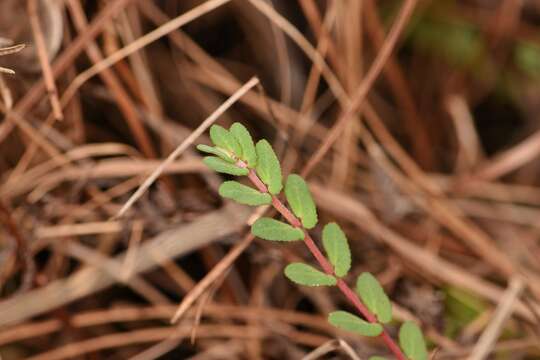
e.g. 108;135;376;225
284;263;337;286
255;140;282;195
399;321;428;360
369;357;388;360
322;223;351;277
196;144;235;163
356;273;392;324
328;311;383;337
230;123;257;167
251;217;304;241
219;181;271;206
284;174;317;229
209;125;242;157
203;156;248;176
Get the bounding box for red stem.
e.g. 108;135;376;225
240;161;406;359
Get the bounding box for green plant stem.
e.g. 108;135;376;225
241;161;406;360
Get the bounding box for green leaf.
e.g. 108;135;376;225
202;156;248;176
328;311;383;337
219;181;271;206
284;263;336;286
369;357;388;360
443;286;487;338
399;321;428;360
284;174;317;229
230;123;257;167
516;41;540;78
322;223;351;277
196;144;235;163
209;125;242;157
356;273;392;324
251;217;304;241
255;140;282;195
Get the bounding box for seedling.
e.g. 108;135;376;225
198;123;428;360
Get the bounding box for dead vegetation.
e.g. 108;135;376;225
0;0;540;359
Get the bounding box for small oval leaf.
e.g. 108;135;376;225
255;140;282;195
251;217;304;241
284;174;318;229
219;181;271;206
209;125;242;157
284;263;336;286
322;223;351;277
230;123;257;167
399;321;428;360
196;144;235;163
203;156;248;176
328;311;383;337
356;273;392;324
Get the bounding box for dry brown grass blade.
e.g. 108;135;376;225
120;219;145;281
66;0;157;159
116;76;259;218
469;277;525;360
302;339;361;360
170;232;255;324
0;101;66;165
446;94;484;171
0;203;251;327
65;241;169;305
2;1;539;357
61;0;233;110
3;142;139;194
473;130;540;181
0;0;134;145
28;0;63;121
36;221;122;238
310;184;539;321
0;304;332;347
301;0;418;177
25;325;270;360
0;67;16;75
138;1;329;145
4;158;206;201
364;0;434;169
0;44;26;56
0;44;25;75
246;0;347;105
361;104;521;278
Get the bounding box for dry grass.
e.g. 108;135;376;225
1;0;539;359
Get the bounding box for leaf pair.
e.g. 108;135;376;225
200;123;284;197
210;125;243;158
208;128;283;195
198;123;257;174
252;174;318;238
328;307;428;360
279;226;351;289
327;272;393;341
253;218;351;289
327;316;428;360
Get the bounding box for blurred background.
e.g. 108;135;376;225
0;0;540;359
